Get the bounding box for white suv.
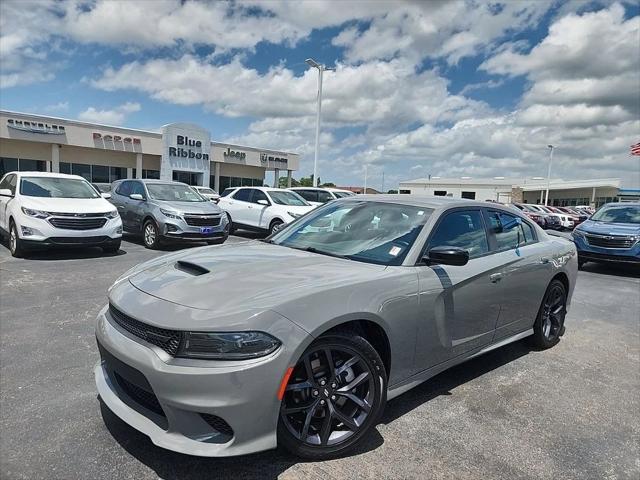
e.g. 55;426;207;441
218;187;315;235
0;171;122;257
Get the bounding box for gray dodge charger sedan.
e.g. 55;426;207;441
95;195;577;459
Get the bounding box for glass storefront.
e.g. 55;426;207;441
131;168;160;179
59;162;127;183
216;175;264;191
0;157;47;177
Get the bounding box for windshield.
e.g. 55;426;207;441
590;204;640;224
147;183;206;202
271;200;432;266
20;177;100;199
269;190;309;206
333;191;351;198
197;188;216;195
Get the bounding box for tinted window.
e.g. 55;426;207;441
115;181;132;197
0;158;18;177
7;175;17;195
269;191;309;206
130;182;146;197
487;211;536;251
251;189;269;204
233;188;252;202
428;210;488;259
591;204;640;224
220;188;235;197
317;190;334;203
296;190;317;202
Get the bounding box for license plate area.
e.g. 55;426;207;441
200;227;213;234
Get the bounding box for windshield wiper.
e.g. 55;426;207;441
302;246;350;260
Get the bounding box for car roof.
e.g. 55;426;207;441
5;171;88;181
289;187;327;191
339;194;517;211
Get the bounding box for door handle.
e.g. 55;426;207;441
489;273;503;283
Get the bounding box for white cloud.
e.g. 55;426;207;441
43;101;70;112
78;102;141;125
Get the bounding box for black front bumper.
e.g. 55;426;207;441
22;236;121;249
579;252;640;264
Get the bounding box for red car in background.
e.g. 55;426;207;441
557;206;588;226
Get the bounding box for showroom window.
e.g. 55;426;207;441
0;157;46;177
60;162;127;182
132;169;160;179
218;176;264;191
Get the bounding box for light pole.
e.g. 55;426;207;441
544;144;554;206
363;164;368;194
306;58;333;187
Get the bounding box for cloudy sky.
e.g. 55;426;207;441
1;0;638;189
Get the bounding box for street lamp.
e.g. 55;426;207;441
306;58;334;187
544;144;554;206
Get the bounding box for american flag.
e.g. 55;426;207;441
631;142;640;156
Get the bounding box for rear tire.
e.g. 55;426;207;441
578;257;586;270
529;279;567;349
142;220;161;249
9;220;25;258
278;331;387;460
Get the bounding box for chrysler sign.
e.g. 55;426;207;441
8;119;65;135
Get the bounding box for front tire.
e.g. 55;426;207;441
278;331;387;460
529;279;567;349
142;220;161;249
269;219;284;235
9;220;25;258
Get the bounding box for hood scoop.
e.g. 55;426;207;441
174;260;210;276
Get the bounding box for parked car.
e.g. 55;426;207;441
544;206;576;230
92;182;112;196
575;205;595;214
289;187;338;206
0;171;122;257
326;187;356;198
95;195;577;459
510;203;545;228
218;187;315;235
526;204;562;230
557;207;588;226
110;179;228;249
191;186;220;203
571;202;640;268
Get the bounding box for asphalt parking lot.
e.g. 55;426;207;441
0;235;638;480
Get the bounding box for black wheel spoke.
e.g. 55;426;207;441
282;401;316;414
331;404;359;431
324;348;335;379
285;380;313;392
335;356;360;377
300;402;318;440
319;406;333;445
337;371;370;392
304;356;315;384
336;391;371;412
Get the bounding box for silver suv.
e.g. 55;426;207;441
110;179;228;249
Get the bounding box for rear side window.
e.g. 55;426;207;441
487;211;536;251
317;190;334;203
220;188;235;197
428;210;488;259
233;188;252;202
115;181;132;197
296;190;317;202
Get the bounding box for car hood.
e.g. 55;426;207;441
124;241;383;314
579;220;640;235
23;196;116;214
278;204;316;214
153;199;222;214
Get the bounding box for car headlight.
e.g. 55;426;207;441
160;208;182;219
21;207;49;219
105;210;119;219
287;211;302;219
177;331;281;360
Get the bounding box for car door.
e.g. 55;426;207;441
0;174;16;231
414;208;501;369
227;188;253;225
112;181;133;230
483;209;552;340
249;189;271;228
128;181;148;231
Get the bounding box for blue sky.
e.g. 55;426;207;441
1;1;639;188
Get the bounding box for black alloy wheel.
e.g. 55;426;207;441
278;331;386;459
530;279;567;349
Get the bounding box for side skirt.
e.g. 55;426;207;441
386;329;533;401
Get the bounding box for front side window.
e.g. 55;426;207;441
251;189;269;204
487;211;536;251
146;183;206;202
220;188;235;197
317;190;334;203
272;201;432;266
115;181;132;197
130;182;146;197
268;191;309;206
428;210;488;259
590;204;640;224
294;190;317;202
20;176;100;198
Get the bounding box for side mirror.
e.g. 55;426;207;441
101;192;112;199
0;188;13;197
257;199;269;206
423;246;469;266
129;193;144;201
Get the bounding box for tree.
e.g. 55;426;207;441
277;174;335;188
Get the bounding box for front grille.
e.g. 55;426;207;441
200;413;234;437
47;211;110;217
184;215;221;227
109;304;182;356
49;217;107;230
580;252;640;263
585;234;637;249
49;236;109;244
114;372;166;417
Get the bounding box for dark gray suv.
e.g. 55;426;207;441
110;179;228;249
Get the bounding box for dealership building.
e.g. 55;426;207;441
398;177;636;207
0;111;300;191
